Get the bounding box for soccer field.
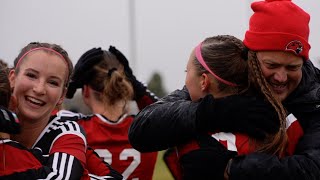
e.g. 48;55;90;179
152;150;174;180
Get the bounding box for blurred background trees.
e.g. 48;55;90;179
147;71;168;98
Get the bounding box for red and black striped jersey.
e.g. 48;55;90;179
0;116;90;180
0;139;43;178
57;110;158;180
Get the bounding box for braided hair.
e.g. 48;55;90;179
195;35;287;156
248;51;288;156
194;35;249;94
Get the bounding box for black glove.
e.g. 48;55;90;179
180;134;237;180
195;94;279;139
74;47;104;82
66;47;104;99
0;106;20;134
66;81;78;99
109;46;146;100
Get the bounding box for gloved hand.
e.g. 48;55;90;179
66;81;79;99
0;106;20;134
195;94;280;139
109;46;146;100
66;47;104;99
74;47;104;81
179;133;237;180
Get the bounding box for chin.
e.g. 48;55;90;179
272;89;289;102
19;108;45;121
277;94;287;102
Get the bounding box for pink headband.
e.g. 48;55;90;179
16;47;67;68
195;42;238;87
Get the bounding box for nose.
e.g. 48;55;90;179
273;68;287;83
32;81;46;95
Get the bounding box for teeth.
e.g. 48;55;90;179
273;85;284;88
270;83;286;93
271;83;286;88
26;96;44;105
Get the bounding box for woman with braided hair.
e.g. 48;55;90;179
129;35;303;179
130;0;320;179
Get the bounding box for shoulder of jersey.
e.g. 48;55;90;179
56;110;93;121
33;115;88;154
46;114;86;135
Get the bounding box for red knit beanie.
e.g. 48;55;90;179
243;0;311;60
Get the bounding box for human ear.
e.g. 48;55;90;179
8;69;16;89
200;73;210;91
57;87;67;106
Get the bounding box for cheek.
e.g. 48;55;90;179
12;77;31;96
49;88;65;101
185;73;191;89
186;78;201;101
289;71;302;85
185;74;197;91
260;66;272;78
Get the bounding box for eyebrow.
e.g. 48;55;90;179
263;59;302;66
24;68;64;81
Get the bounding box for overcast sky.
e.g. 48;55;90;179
1;0;319;92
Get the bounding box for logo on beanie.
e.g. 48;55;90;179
285;40;303;55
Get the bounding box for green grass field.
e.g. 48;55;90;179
152;150;174;180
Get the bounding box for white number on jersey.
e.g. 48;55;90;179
95;148;141;180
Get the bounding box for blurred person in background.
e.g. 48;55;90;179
58;46;158;180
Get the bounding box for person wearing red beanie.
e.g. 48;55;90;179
224;0;320;179
244;0;311;60
243;0;311;102
128;0;320;179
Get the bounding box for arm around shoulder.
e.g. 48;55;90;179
129;87;199;152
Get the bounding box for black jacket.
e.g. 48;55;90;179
129;86;197;152
129;61;320;179
229;61;320;180
129;83;279;152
